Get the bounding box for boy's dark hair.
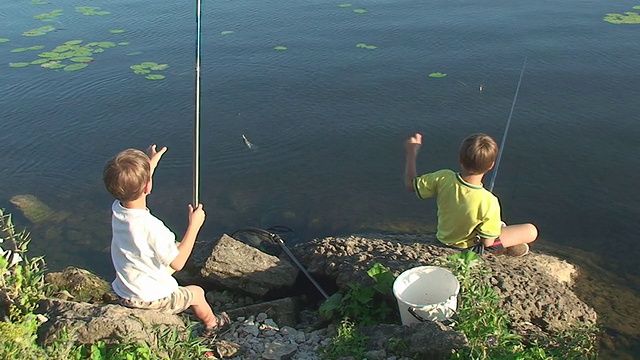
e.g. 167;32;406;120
103;149;151;202
459;133;498;175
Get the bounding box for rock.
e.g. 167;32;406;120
36;299;186;346
225;297;299;328
9;194;67;225
360;322;467;359
262;341;298;360
189;234;299;298
293;233;598;338
45;266;117;304
215;340;242;358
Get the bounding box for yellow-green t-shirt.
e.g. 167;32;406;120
413;169;502;248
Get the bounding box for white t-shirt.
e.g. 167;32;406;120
110;200;180;302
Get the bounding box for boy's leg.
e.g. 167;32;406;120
497;223;538;248
185;285;217;328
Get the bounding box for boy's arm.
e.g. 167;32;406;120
404;133;422;191
146;144;168;177
170;204;205;271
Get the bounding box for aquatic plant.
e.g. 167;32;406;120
273;45;288;51
33;9;63;22
8;40;120;70
31;0;50;4
11;46;44;53
109;29;126;34
356;43;377;50
130;62;169;80
338;4;353;8
221;31;234;35
0;38;10;43
353;8;367;14
22;25;56;37
603;11;640;24
429;72;447;78
126;51;143;56
76;6;110;16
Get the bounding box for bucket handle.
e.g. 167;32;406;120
407;306;456;323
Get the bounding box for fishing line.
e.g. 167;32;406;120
487;57;527;193
193;0;202;206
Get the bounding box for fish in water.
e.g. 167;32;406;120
242;134;254;149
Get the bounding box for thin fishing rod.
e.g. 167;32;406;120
487;57;527;193
193;0;202;206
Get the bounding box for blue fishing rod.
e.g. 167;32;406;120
193;0;202;206
487;57;527;193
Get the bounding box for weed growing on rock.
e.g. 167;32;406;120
320;318;367;360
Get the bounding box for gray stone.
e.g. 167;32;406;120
262;341;298;360
190;234;299;297
225;297;299;328
36;299;186;346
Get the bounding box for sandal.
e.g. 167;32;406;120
200;312;232;338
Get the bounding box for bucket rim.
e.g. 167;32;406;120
392;265;460;308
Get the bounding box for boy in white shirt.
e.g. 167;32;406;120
103;144;230;337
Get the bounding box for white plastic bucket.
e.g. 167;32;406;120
392;266;460;325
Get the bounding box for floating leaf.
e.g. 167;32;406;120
70;56;93;63
30;59;50;65
109;29;126;34
118;42;130;46
92;48;105;53
356;43;376;49
9;62;31;68
220;31;234;35
126;51;143;56
134;69;151;74
11;46;44;53
353;8;367;13
603;11;640;24
65;40;83;46
634;6;640;10
22;26;55;37
0;38;10;43
273;46;287;51
145;74;165;80
150;64;169;71
31;0;50;4
63;63;88;71
97;42;117;48
428;72;448;78
140;62;158;67
41;61;65;69
34;10;63;22
338;3;352;7
76;7;110;16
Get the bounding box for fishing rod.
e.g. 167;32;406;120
193;0;202;206
487;57;527;193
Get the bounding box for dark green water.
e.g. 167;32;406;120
1;0;639;357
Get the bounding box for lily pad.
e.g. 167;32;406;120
338;3;353;7
109;29;126;34
63;63;88;71
603;11;640;24
428;72;448;78
70;56;94;63
273;46;288;51
30;58;50;65
634;6;640;10
118;42;130;46
126;51;143;56
41;61;65;69
97;42;117;48
31;0;50;4
145;74;166;80
150;64;169;70
65;40;83;45
356;43;377;49
76;7;110;16
353;8;368;14
11;46;45;53
22;26;56;37
0;38;10;43
9;62;31;68
34;9;63;22
221;31;234;35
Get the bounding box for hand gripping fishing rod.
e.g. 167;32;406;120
193;0;202;206
487;57;527;193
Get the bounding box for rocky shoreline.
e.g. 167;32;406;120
30;231;598;359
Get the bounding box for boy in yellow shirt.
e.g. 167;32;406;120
404;133;537;256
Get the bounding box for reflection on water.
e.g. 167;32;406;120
1;0;640;356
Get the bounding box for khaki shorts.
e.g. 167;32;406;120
118;286;193;315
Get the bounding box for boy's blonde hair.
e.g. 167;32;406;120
103;149;151;202
459;133;498;175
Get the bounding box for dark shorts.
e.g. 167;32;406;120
447;238;505;255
